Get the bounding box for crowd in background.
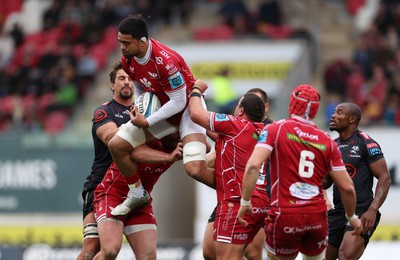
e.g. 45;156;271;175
324;0;400;127
0;0;399;134
0;0;193;134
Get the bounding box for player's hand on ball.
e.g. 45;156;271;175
129;106;149;128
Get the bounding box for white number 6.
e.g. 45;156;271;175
298;150;315;178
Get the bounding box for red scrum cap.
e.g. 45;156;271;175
289;84;320;120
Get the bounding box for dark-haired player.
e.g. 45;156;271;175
189;83;269;260
239;85;362;260
78;62;134;260
202;88;273;260
108;14;213;216
324;102;391;260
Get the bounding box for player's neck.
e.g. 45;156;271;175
115;97;133;107
339;127;357;140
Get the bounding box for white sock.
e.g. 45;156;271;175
128;184;145;198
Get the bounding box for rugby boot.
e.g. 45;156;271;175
111;189;150;216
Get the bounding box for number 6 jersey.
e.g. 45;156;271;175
256;115;346;213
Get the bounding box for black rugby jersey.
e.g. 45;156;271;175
86;99;132;184
332;129;384;210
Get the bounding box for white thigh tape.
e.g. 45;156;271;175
116;122;146;148
183;141;206;164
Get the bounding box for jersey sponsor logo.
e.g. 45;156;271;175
345;164;356;178
155;56;163;65
286;133;326;151
258;130;268;142
348;145;361;158
368;147;382;156
93;109;107;122
160;50;170;59
129;66;134;72
141;166;166;174
252;207;268;214
233;233;248;241
139;78;152;89
294;127;319;140
252;131;260;140
215;113;229;121
276;247;298;255
283;223;322;234
168;71;184;89
289;182;319;200
350;146;360;154
114;114;123;118
166;61;178;75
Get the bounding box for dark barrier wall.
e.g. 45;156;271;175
0;137;91;213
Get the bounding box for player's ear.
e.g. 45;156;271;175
140;37;147;44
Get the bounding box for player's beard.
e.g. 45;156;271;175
122;52;134;59
119;90;133;100
122;49;139;59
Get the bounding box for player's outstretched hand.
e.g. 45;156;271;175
169;142;183;162
238;204;252;227
129;105;149;128
194;79;208;93
349;216;363;236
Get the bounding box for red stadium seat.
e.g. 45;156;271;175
43;110;68;134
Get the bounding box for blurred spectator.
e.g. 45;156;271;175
0;68;9;97
0;27;15;69
135;0;154;19
76;47;98;98
42;0;62;30
9;22;24;47
37;43;59;72
346;63;366;108
323;59;350;98
352;34;374;79
217;0;250;34
368;64;388;106
212;67;238;114
156;0;193;25
80;11;104;47
59;0;85;25
257;0;284;27
382;90;400;125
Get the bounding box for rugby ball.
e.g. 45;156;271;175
136;92;161;117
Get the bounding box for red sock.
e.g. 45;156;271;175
125;174;140;185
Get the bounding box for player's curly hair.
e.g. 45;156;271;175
109;62;123;84
118;14;149;41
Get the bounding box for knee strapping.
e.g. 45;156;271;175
83;223;98;239
183;141;206;164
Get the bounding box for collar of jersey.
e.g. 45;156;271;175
290;114;315;125
134;39;152;65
